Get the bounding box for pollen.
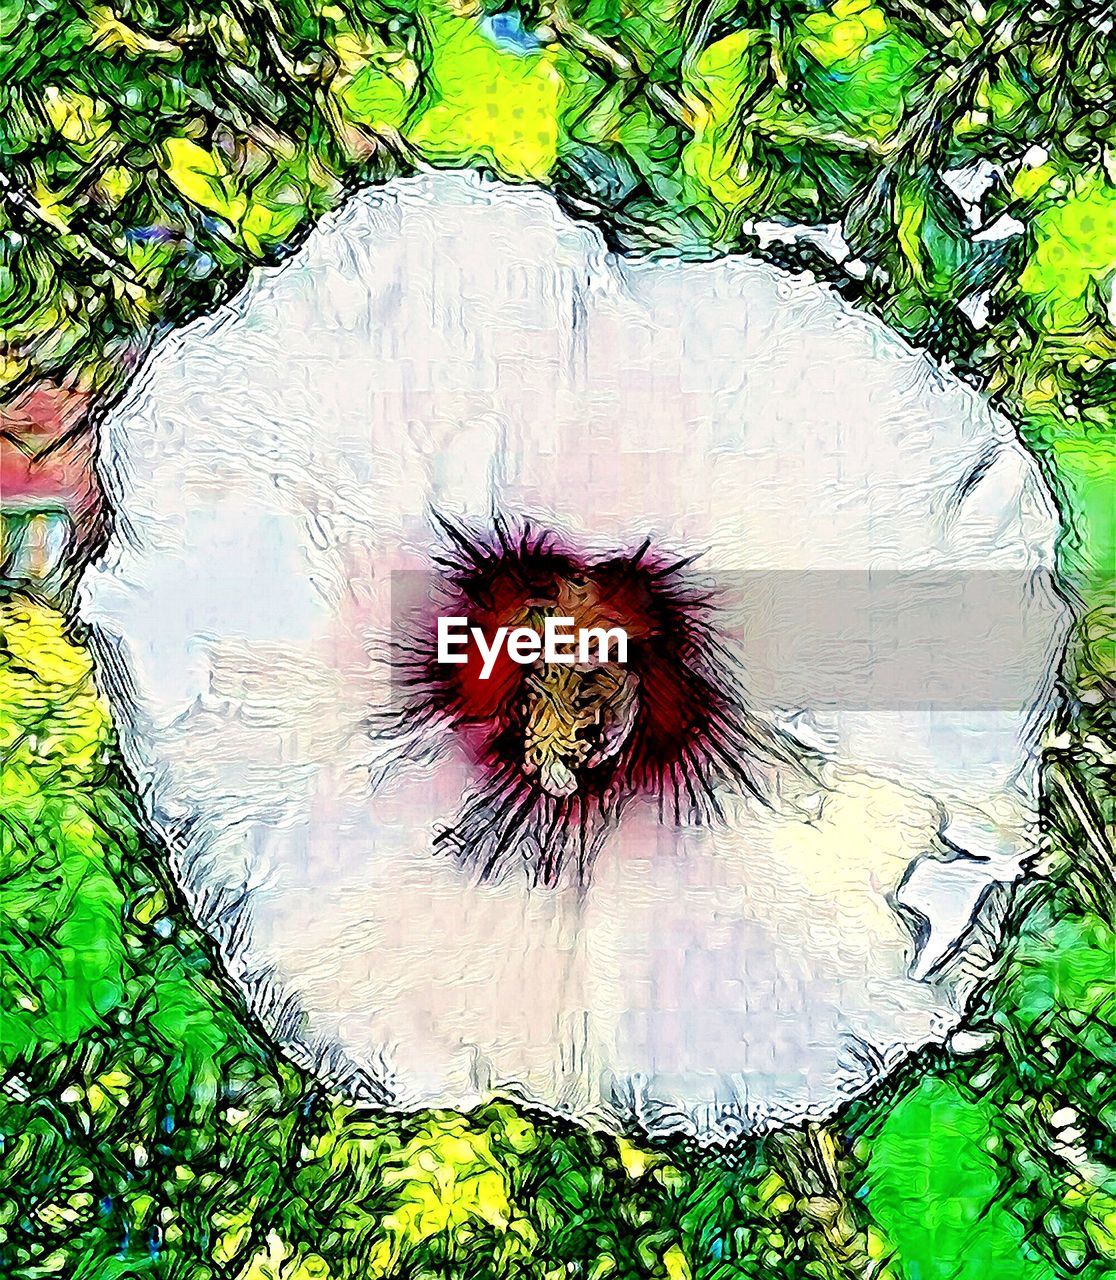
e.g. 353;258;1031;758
521;642;641;798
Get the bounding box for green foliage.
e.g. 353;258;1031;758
409;1;565;180
3;0;1115;476
1019;173;1116;334
852;880;1116;1280
797;0;925;142
864;1077;1057;1280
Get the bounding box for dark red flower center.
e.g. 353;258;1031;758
388;518;800;883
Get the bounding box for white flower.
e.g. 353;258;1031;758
82;172;1068;1140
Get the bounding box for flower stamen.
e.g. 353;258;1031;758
521;641;642;797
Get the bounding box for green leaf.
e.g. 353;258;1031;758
341;63;413;130
797;0;926;142
864;1077;1058;1280
572;0;688;78
1053;435;1116;601
1002;908;1116;1052
408;4;564;182
0;803;125;1062
241;160;316;257
162;135;247;231
893;175;976;297
680;30;769;228
1019;172;1116;333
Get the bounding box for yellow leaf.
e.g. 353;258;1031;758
617;1137;657;1179
87;7;181;57
663;1243;691;1280
236;1233;330;1280
43;86;109;145
98;165;134;206
31;181;71;230
408;6;563;182
1;602;93;689
162;137;247;228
